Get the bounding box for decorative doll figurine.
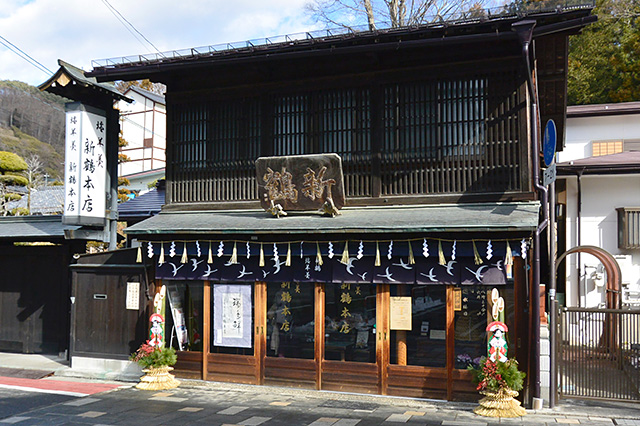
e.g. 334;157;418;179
486;321;508;362
149;313;165;347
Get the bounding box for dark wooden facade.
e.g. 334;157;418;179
0;244;75;354
70;249;152;360
91;3;594;402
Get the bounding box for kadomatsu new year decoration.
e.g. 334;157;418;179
469;288;526;418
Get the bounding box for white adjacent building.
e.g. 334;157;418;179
557;102;640;309
117;86;166;183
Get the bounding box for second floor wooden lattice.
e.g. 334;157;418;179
169;66;528;206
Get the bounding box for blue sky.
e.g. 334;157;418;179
0;0;315;86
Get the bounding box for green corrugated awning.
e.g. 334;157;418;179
125;201;540;236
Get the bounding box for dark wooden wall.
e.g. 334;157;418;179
70;249;151;359
0;245;72;354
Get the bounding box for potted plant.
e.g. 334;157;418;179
468;356;526;417
130;341;180;390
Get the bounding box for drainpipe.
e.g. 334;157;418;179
576;169;584;307
513;19;548;405
549;180;557;408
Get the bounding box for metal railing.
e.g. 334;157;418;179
90;0;595;70
559;307;640;401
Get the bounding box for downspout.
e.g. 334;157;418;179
576;168;584;307
513;19;548;404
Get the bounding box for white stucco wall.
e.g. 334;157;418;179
561;111;640;308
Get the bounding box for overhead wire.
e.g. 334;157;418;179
0;35;53;76
100;0;164;57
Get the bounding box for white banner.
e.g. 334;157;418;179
63;103;107;226
213;284;252;348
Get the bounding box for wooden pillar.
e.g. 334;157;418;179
202;280;211;381
315;283;325;390
446;285;455;401
377;284;389;395
255;281;266;385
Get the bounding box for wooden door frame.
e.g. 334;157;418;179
315;283;325;389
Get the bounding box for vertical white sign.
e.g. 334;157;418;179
222;292;243;338
126;282;140;310
63;104;107;226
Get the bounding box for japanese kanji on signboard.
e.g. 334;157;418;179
63;102;107;226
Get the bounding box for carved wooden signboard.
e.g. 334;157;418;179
255;154;345;217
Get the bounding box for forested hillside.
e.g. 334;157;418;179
0;80;66;179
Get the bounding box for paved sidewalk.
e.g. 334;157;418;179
0;353;638;425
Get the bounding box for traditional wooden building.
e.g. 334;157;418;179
89;1;594;403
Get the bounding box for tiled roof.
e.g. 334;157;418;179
118;187;165;221
6;186;65;215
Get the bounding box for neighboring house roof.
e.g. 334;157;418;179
557;152;640;175
118;185;165;222
6;186;65;215
122;167;165;181
126;85;165;105
567;101;640;118
0;215;79;242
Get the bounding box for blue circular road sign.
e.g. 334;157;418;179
543;119;557;167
